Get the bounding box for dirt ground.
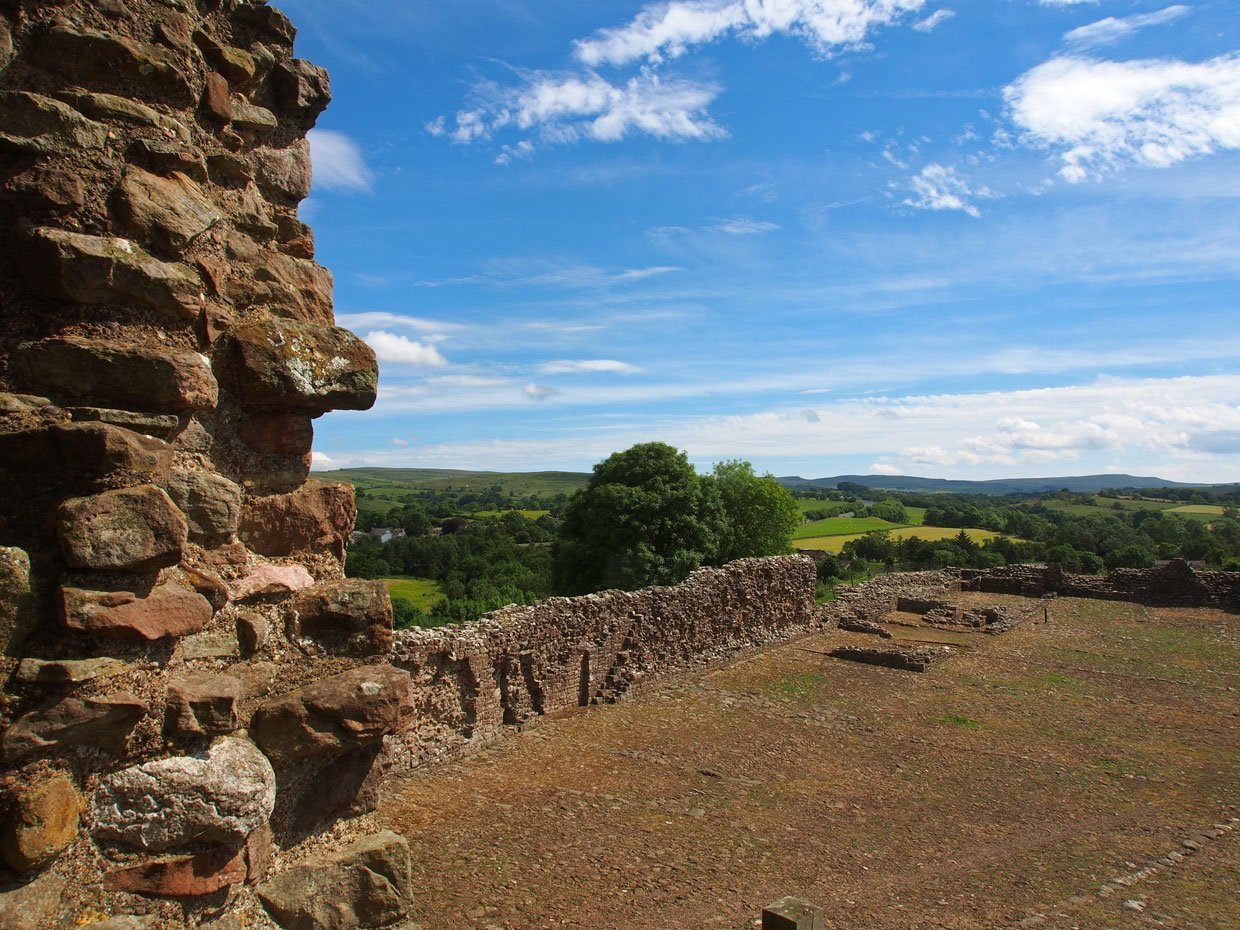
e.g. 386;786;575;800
380;596;1240;930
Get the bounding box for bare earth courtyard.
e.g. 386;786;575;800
381;595;1239;930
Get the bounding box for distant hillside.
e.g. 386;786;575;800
777;473;1226;496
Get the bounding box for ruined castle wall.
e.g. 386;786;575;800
0;1;418;925
390;555;820;766
961;561;1240;610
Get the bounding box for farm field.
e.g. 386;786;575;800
381;576;444;611
792;507;928;540
1170;504;1226;515
796;526;1003;553
474;509;551;519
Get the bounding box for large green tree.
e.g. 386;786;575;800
553;442;725;595
709;459;800;564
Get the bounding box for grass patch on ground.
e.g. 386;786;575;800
382;576;445;611
932;713;981;729
795;526;1003;553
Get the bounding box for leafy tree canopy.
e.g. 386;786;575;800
553;442;725;595
709;459;801;564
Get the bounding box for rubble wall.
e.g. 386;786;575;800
391;555;820;767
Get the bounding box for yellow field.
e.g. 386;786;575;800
1169;505;1226;515
794;526;1003;553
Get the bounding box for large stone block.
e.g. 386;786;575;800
251;665;414;768
61;91;191;142
0;91;107;154
10;336;218;412
2;692;147;762
34;26;193;104
250;141;312;202
113;169;222;257
258;831;411;930
161;469;243;543
0;547;36;655
60;582;212;640
287;579;393;655
0;775;81;872
239;480;356;559
224;250;336;323
52;422;173;478
272;59;331;128
57;485;187;572
19;227;202;323
239;411;314;455
163;672;240;738
104;846;247;897
230;318;377;412
92;737;276;852
15;656;131;684
762;897;825;930
0;872;66;930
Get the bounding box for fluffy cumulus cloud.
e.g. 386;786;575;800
904;163;989;217
363;331;448;367
1063;5;1190;50
538;359;644;375
1005;53;1240;182
306;129;374;192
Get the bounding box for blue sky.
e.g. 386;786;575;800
277;0;1240;482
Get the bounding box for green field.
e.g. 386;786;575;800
792;506;927;540
382;577;445;611
474;509;551;519
792;516;904;539
795;526;1003;553
1169;504;1226;515
1039;497;1222;523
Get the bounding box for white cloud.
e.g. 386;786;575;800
363;331;448;367
869;463;902;475
337;312;464;338
1005;53;1240;182
711;216;781;234
904;163;989;217
391;437;409;447
573;0;928;68
539;359;644;375
351;375;1240;481
1038;0;1097;6
912;9;954;33
1064;6;1190;50
310;451;339;470
523;383;562;402
306;129;374;192
446;70;725;148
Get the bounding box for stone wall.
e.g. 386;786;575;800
0;1;416;926
960;560;1240;609
390;556;820;767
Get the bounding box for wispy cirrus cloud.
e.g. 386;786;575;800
1005;52;1240;182
539;359;644;375
573;0;927;67
307;129;374;192
912;9;954;33
1063;5;1190;50
522;383;562;402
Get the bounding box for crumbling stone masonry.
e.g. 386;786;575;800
0;0;415;926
